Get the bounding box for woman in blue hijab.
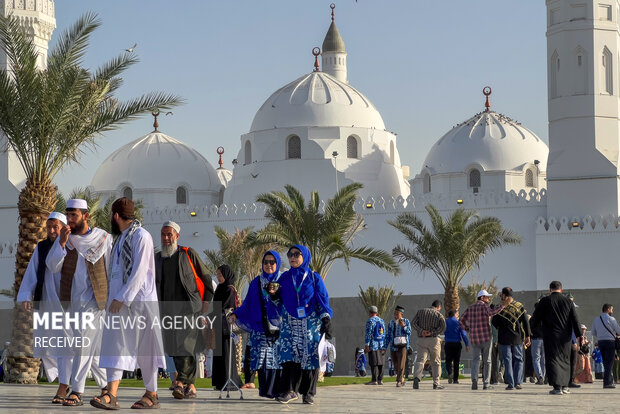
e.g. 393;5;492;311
232;250;283;398
275;245;333;405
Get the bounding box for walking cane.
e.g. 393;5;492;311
219;316;243;400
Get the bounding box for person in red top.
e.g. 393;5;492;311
459;290;506;390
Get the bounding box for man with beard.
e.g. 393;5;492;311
46;199;110;406
91;198;165;410
17;212;74;404
530;281;581;395
155;221;214;400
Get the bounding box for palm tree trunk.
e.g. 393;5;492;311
444;284;460;314
5;178;56;383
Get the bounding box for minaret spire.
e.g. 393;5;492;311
321;3;348;83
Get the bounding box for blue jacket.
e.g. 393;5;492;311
365;315;386;350
445;316;469;346
385;318;412;352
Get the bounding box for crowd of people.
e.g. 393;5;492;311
361;283;620;394
16;199;334;408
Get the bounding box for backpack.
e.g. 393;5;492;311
373;318;386;341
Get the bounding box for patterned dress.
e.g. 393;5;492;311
277;308;322;370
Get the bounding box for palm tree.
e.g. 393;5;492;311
459;276;499;307
0;13;182;383
252;183;400;279
203;226;276;296
358;285;403;321
389;205;521;313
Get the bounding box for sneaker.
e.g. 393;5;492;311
453;380;459;384
549;388;563;395
568;382;580;388
603;384;617;389
277;392;299;404
448;378;453;384
413;378;419;390
536;378;544;385
377;381;383;385
433;384;444;390
471;382;478;390
505;385;514;390
515;384;522;390
561;387;570;394
396;382;401;388
364;381;378;385
302;394;314;405
483;385;494;390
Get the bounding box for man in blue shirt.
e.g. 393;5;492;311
385;305;412;387
444;309;469;384
364;306;386;385
592;303;620;389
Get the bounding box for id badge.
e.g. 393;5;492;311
296;307;306;318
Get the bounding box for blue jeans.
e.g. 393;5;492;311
499;344;524;387
531;339;545;380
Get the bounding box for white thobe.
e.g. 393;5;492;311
46;231;110;392
99;227;165;391
16;242;73;384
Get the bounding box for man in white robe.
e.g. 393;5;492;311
17;212;73;403
46;199;109;406
91;197;165;410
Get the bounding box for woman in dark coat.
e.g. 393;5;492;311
211;264;242;390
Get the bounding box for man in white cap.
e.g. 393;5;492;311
364;305;386;385
459;289;506;390
155;220;214;400
92;197;164;410
17;212;73;404
46;199;110;406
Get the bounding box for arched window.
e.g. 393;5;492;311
176;186;187;204
244;140;252;165
602;46;613;95
550;50;560;99
574;46;587;95
287;135;301;159
525;169;535;187
469;169;481;188
389;141;395;164
423;173;431;193
347;136;358;159
122;186;133;200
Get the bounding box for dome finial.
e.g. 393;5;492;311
152;110;160;132
483;86;492;112
313;47;321;72
330;3;335;22
217;146;225;169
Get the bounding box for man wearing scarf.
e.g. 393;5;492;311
17;212;73;404
91;198;165;410
155;220;214;400
46;199;109;406
232;250;284;398
275;245;333;405
491;287;531;391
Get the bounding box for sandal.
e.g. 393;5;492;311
184;385;197;399
131;393;160;409
90;392;120;410
62;391;84;407
52;393;67;404
172;385;185;400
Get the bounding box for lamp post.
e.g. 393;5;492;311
332;151;339;192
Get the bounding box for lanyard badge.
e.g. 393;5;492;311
292;271;308;318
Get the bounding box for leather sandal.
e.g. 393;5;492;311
172;385;185;399
90;392;120;410
62;391;84;406
131;393;160;409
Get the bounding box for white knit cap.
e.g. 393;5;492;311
48;212;67;225
66;199;88;210
162;220;181;234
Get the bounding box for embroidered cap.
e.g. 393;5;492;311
162;220;181;234
48;212;67;225
66;199;88;210
395;305;405;313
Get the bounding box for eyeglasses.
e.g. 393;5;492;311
263;259;277;266
287;251;302;258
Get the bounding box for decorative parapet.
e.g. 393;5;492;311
0;241;18;258
537;214;620;234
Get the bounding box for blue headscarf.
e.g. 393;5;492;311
234;250;282;333
279;245;333;319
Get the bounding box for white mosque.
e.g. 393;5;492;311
1;0;620;305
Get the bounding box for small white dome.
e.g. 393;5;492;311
250;71;385;132
91;131;222;194
423;110;548;174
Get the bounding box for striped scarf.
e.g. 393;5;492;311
498;300;526;337
112;220;141;284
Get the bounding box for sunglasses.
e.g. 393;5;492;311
287;251;302;258
263;259;277;266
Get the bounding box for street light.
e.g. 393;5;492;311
332;151;339;192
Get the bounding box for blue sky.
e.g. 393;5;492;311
53;0;548;194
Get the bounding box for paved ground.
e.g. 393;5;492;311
0;380;617;413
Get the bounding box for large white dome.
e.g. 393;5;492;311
91;131;222;194
423;110;548;174
250;71;386;132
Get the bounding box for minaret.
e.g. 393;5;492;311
321;3;347;83
0;0;56;192
546;0;620;218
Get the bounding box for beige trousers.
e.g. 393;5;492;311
413;336;442;385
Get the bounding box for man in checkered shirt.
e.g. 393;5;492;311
459;290;506;390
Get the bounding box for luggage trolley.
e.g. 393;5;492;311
219;318;243;400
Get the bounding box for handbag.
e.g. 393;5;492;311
393;336;407;347
599;316;620;351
